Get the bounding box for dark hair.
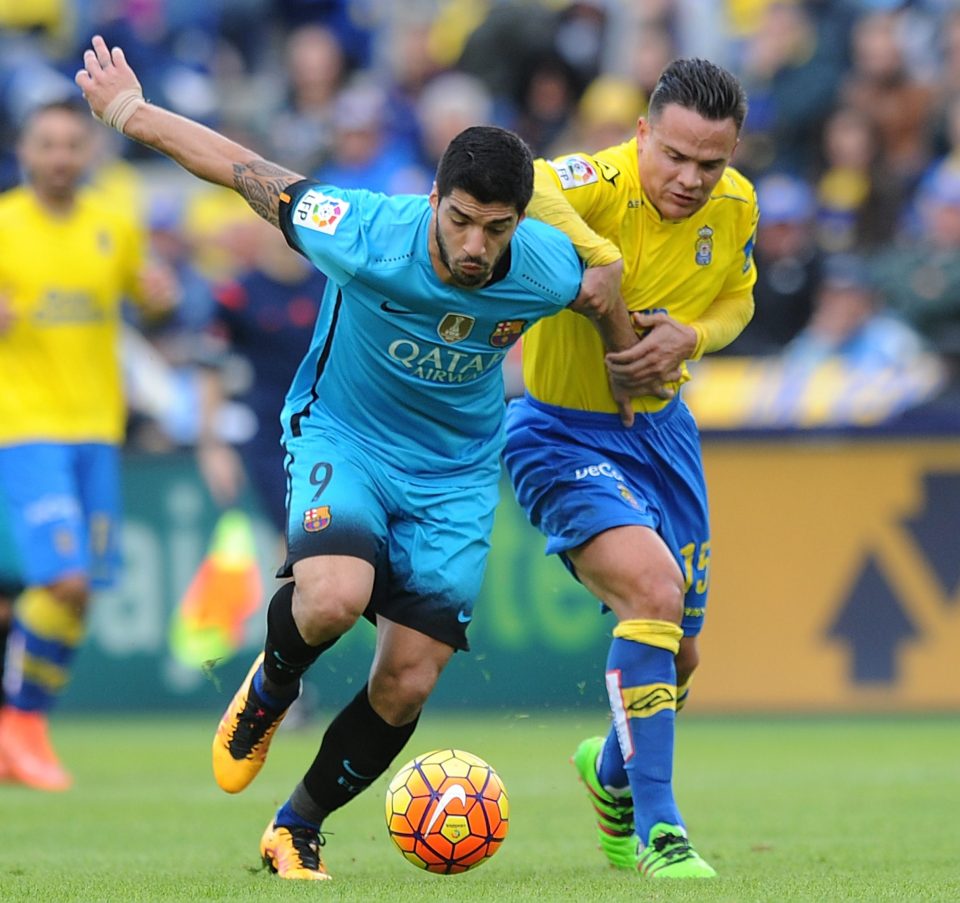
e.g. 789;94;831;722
435;126;534;214
648;58;748;132
19;98;90;136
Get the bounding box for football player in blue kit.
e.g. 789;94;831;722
77;35;639;880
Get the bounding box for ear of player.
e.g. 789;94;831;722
385;748;509;874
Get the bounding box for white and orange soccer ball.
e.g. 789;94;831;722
384;748;509;874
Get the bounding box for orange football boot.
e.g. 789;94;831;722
260;819;331;880
0;706;72;792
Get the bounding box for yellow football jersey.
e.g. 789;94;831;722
523;138;758;414
0;185;146;444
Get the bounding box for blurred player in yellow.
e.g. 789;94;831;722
0;99;176;790
504;59;758;877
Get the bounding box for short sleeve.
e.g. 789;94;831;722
278;180;366;286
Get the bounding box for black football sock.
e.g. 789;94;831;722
294;684;420;824
261;582;337;698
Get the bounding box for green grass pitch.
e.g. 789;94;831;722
1;711;958;902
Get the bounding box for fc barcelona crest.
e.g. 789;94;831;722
695;226;714;266
437;313;475;344
489;319;526;347
303;506;332;532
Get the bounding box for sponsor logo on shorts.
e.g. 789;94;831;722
24;494;80;525
303;505;332;532
575;462;624;481
489;319;526;347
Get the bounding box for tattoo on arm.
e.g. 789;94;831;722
232;159;302;227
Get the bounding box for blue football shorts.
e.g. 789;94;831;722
503;392;711;637
278;420;499;651
0;442;122;590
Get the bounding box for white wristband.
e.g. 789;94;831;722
98;89;145;134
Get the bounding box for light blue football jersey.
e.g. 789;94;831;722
278;180;583;484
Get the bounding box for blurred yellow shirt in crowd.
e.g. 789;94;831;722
0;185;145;444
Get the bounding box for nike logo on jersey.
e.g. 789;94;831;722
424;783;467;836
380;301;416;315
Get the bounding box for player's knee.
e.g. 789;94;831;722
369;660;441;726
292;581;365;643
617;571;684;624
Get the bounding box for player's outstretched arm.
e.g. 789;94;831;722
75;35;302;227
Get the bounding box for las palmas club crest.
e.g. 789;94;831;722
438;313;475;344
695;226;714;266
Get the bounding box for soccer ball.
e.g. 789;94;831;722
384;748;509;874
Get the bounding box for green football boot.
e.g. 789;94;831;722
571;736;639;870
637;822;716;878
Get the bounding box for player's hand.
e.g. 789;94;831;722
572;258;623;318
0;293;14;335
138;261;181;317
605;310;696;395
607;372;636;428
75;35;143;129
197;442;245;508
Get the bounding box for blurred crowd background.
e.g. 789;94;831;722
4;0;960;456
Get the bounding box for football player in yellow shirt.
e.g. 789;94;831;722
0;100;176;790
504;59;758;878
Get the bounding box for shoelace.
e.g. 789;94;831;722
650;832;695;863
230;698;277;754
287;826;327;871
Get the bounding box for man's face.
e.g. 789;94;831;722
18;108;92;200
429;187;522;288
636;103;739;221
